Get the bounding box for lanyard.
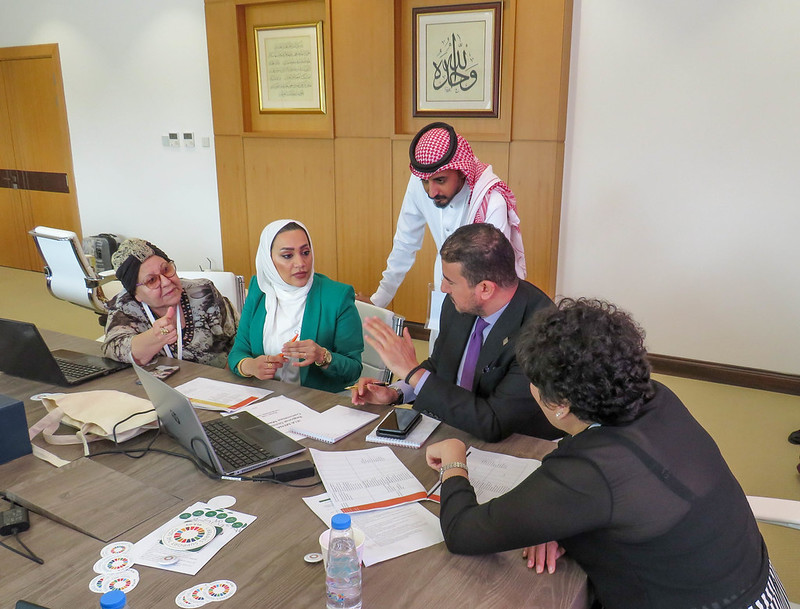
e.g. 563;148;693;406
142;302;183;360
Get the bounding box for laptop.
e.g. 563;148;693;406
133;363;306;476
0;318;129;386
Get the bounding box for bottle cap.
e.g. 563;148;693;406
100;589;127;609
331;513;351;530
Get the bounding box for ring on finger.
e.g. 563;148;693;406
160;327;169;335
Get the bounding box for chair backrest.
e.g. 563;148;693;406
178;271;246;314
29;226;111;314
354;300;405;384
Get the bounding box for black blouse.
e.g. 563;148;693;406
438;381;769;609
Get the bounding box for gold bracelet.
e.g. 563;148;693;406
315;348;332;367
236;359;253;377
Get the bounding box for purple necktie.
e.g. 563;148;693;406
459;317;489;390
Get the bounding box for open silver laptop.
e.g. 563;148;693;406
0;318;128;386
133;364;305;476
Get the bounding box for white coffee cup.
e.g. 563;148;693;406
319;527;366;567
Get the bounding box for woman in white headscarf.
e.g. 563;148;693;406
229;220;363;393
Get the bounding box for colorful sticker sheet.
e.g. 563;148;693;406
130;501;256;576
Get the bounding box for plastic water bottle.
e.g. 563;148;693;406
325;513;362;609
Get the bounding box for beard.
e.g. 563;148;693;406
432;196;450;208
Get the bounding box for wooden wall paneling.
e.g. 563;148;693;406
0;190;32;269
215;135;251;279
333;137;393;295
330;0;395;138
388;138;436;323
511;0;573;141
205;2;245;136
469;140;509;187
508;140;564;297
242;137;337;279
395;0;515;139
242;0;334;137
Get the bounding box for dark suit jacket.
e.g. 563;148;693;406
414;280;562;442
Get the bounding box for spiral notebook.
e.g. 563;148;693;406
365;413;441;449
290;405;379;444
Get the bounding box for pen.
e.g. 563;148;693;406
344;381;390;390
290;333;299;342
426;450;471;498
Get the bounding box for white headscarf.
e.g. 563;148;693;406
255;219;315;383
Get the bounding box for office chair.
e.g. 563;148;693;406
354;300;405;384
29;226;115;318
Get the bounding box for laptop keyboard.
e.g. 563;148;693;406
55;358;105;381
203;418;275;469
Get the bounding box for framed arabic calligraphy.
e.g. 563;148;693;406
412;2;501;118
254;22;326;114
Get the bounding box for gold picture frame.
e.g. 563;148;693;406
254;22;326;114
412;2;502;117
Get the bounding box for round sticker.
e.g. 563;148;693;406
103;568;139;593
206;580;237;602
175;589;206;608
162;520;217;551
101;541;133;557
206;495;236;510
89;574;107;594
93;554;134;574
189;583;209;604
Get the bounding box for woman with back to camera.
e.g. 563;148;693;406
103;238;238;368
426;298;789;609
229;219;363;393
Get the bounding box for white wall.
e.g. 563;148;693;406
0;0;223;272
559;0;800;374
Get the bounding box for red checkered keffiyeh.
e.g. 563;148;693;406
409;125;517;224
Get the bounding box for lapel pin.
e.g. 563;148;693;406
502;337;509;346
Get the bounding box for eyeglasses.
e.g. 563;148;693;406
136;261;177;290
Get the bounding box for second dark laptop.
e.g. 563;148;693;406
0;318;129;386
133;363;306;476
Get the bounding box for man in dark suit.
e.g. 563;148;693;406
352;223;561;442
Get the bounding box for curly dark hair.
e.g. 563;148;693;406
516;298;654;425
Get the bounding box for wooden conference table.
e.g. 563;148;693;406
0;330;589;609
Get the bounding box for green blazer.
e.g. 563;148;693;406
229;274;363;393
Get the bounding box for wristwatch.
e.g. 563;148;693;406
439;461;468;483
390;387;405;405
315;348;332;367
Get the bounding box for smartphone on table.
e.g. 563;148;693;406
376;408;422;438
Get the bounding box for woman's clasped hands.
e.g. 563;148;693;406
281;338;327;367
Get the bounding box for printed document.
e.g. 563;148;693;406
303;492;443;566
234;395;321;441
310;446;427;512
174;377;272;412
466;446;542;504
